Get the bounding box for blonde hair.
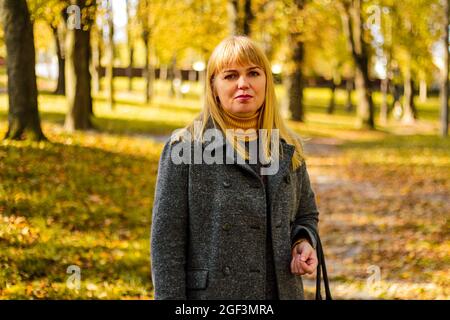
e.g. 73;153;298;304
180;36;305;170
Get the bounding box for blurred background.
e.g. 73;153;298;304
0;0;448;299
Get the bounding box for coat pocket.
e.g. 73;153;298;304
187;269;209;290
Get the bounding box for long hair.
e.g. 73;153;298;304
179;36;304;170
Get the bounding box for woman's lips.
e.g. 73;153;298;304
235;95;253;101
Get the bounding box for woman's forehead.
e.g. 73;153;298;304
217;62;263;74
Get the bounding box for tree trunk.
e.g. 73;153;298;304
126;0;134;91
327;81;336;114
287;40;305;122
287;0;306;122
345;78;354;112
127;47;134;91
440;0;449;137
340;0;375;129
143;35;153;103
106;0;115;109
379;77;389;125
51;24;65;95
419;79;427;102
354;68;374;127
243;0;254;36
160;64;168;81
64;0;94;131
227;0;240;35
1;0;46;141
402;67;417;124
169;55;177;97
390;77;401;113
91;25;101;95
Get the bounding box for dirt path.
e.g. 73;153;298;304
301;137;449;300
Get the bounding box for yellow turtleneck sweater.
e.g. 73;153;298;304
221;108;261;141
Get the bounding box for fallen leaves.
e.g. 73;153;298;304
304;135;450;299
0;215;40;246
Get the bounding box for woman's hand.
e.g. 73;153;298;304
290;239;318;276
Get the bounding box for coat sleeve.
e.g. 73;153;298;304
290;160;319;249
151;139;189;299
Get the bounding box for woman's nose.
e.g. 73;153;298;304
237;76;249;89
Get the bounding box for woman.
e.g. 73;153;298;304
151;36;320;300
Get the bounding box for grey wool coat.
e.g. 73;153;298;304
150;130;320;300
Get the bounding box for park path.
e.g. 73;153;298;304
301;137;379;299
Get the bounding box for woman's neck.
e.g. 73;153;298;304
221;108;260;141
222;108;259;131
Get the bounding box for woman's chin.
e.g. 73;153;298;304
230;106;259;116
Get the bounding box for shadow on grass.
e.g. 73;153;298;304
1;140;157;230
0;139;158;297
94;95;149;108
14;241;152;290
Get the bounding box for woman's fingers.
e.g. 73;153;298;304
290;256;305;275
290;241;318;275
299;259;314;274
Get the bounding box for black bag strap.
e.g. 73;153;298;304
313;231;332;300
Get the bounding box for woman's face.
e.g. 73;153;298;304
213;63;266;117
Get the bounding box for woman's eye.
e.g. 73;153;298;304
224;74;237;80
249;71;260;76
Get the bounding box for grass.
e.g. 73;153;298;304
0;74;448;299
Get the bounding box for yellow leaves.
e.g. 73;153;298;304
86;283;98;291
88;194;103;204
0;215;40;246
305;133;449;299
25;280;49;299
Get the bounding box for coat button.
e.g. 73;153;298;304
222;223;232;231
223;266;231;276
223;181;231;188
284;175;291;184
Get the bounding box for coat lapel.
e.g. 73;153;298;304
266;140;295;196
201;116;296;185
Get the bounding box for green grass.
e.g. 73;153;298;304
0;74;448;299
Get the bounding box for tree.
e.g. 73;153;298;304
301;0;353;115
105;0;114;109
28;0;67;95
285;0;307;122
440;0;449;136
137;0;155;103
1;0;46;140
338;0;375;129
385;0;439;124
91;9;102;95
251;0;286;60
51;18;66;95
64;0;96;131
228;0;239;35
227;0;254;36
126;0;137;91
243;0;254;36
